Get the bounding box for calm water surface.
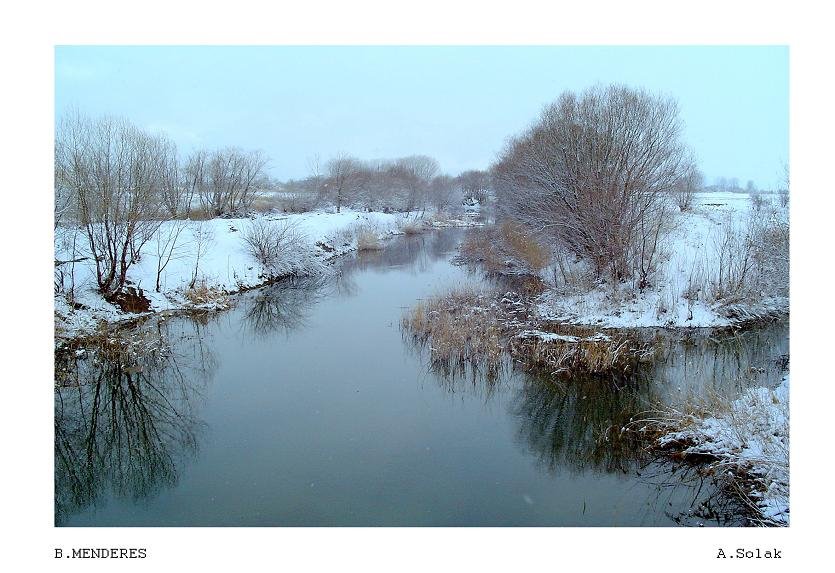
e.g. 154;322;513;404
55;229;788;526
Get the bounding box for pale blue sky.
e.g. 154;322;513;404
55;46;788;188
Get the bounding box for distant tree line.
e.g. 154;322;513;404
281;154;491;214
54;110;493;298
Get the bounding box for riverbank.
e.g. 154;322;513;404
634;372;790;526
54;209;482;343
535;192;789;329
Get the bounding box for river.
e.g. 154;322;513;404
55;228;788;526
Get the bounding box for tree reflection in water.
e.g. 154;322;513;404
511;373;657;475
408;320;787;526
54;319;216;525
241;275;329;337
650;322;789;405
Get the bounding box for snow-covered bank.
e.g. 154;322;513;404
54;210;479;341
534;192;789;329
653;372;790;526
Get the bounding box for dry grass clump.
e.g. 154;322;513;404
353;223;384;251
457;221;551;276
510;327;656;377
399;220;426;235
458;228;505;272
250;194;278;213
403;287;657;380
184;280;228;306
628;378;790;526
356;230;382;251
185;207;214;221
55;323;169;386
274;192;318;213
402;288;504;378
500;221;550;272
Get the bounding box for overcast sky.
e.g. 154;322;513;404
55;46;788;189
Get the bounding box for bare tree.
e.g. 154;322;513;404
492;84;693;285
778;161;789;208
457;169;491;205
427;175;459;213
182;149;208;216
156;138;184;218
390;155;439;212
188;221;215;290
55;112;171;299
324;154;364;213
674;166;703;211
197;147;269;216
154;220;187;292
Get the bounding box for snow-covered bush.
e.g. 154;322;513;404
708;212;788;303
354;224;383;251
242;218;319;277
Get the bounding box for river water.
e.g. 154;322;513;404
55;229;788;526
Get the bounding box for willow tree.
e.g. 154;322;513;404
492;84;694;288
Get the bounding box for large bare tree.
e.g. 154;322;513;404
55;112;172;298
492;84;694;287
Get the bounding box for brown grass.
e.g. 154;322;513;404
250;195;278;213
402;289;504;378
400;220;426;235
500;221;550;272
355;225;384;251
458;228;505;272
402;288;656;380
457;221;551;275
185;207;214;221
509;327;656;377
184;280;228;306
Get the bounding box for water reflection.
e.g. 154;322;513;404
54;320;216;525
54;228;787;527
511;374;657;475
241;276;329;337
342;230;465;278
407;312;787;525
649;323;789;404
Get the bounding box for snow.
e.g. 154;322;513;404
535;192;789;328
515;329;611;343
658;373;790;525
54;209;432;340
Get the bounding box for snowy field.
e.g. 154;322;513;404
54;210;438;339
536;192;789;328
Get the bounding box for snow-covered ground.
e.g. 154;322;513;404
54;209;452;340
657;372;790;525
536;192;789;328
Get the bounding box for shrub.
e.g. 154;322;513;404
708;213;789;303
750;194;770;212
250;194;278;213
184;279;227;306
402;289;504;378
356;227;383;251
399;220;426;235
242;218;308;274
